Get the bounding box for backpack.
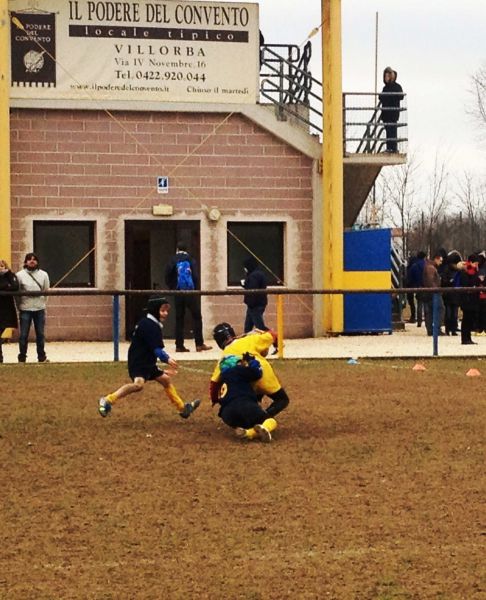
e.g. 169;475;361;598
176;259;195;290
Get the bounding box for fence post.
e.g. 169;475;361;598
276;294;284;358
432;292;439;357
113;294;120;362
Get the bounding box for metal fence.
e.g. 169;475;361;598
1;287;482;360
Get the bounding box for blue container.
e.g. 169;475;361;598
343;229;392;333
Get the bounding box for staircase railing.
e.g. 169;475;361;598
260;43;323;134
259;46;408;155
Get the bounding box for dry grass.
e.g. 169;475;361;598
1;358;485;599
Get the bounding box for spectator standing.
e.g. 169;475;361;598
476;251;486;334
441;251;462;336
165;241;212;353
16;253;50;363
405;253;418;323
379;67;404;153
422;250;444;336
407;250;426;327
0;259;19;363
241;256;268;333
458;254;481;345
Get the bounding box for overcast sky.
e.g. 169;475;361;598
253;0;485;175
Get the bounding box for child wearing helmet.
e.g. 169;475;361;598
217;353;277;442
210;322;289;418
98;296;200;419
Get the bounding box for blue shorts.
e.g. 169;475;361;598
219;397;268;429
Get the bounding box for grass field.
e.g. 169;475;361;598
1;358;485;599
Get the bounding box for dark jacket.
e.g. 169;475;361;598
128;314;165;373
458;263;481;311
408;258;425;288
441;256;462;305
242;257;268;309
0;269;19;330
379;70;404;123
165;251;199;290
218;360;263;412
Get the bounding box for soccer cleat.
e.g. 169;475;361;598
179;398;201;419
254;423;272;443
235;427;248;439
98;397;112;417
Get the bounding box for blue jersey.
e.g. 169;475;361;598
128;315;164;378
218;361;263;408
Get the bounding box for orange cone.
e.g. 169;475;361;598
412;363;427;371
466;368;481;377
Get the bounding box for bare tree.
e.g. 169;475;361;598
379;151;421;260
471;63;486;132
357;178;391;229
455;172;486;252
421;152;451;253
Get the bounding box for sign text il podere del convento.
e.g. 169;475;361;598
10;1;259;105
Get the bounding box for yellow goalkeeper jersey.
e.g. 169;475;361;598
210;330;281;395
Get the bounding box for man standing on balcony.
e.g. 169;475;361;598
379;67;404;153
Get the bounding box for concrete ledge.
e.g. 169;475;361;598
1;327;484;363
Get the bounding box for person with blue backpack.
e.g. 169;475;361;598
165;241;212;353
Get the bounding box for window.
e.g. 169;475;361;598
227;222;284;286
34;221;95;287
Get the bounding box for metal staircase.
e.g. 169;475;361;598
259;44;408;227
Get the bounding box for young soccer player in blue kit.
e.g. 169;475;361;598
216;353;278;443
98;296;200;419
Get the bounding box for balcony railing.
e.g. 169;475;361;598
343;92;408;155
259;44;408;155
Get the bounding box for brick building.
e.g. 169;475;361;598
9;104;321;341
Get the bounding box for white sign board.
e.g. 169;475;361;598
9;0;259;105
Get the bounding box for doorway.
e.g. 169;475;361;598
124;220;200;340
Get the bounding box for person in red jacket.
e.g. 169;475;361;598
458;254;481;345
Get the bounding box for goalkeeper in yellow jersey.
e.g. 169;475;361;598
209;323;289;437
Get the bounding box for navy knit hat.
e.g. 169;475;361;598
145;296;170;319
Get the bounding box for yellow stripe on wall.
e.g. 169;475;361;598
342;271;391;290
